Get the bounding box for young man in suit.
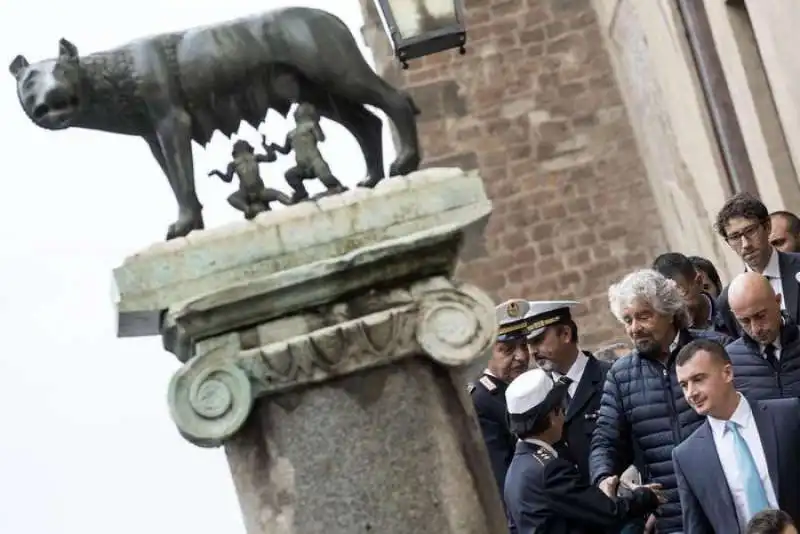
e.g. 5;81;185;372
715;193;800;337
673;338;800;533
525;300;611;485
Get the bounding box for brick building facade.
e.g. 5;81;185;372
359;0;667;347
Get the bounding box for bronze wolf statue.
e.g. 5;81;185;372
9;7;421;239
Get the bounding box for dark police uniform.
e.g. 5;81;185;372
524;301;612;485
503;369;659;534
469;298;536;497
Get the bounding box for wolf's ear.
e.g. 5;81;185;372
9;55;29;77
58;38;79;60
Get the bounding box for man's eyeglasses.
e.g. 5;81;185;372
725;223;763;246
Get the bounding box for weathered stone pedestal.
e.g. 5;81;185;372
112;168;507;533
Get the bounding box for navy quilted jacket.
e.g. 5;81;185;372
728;318;800;400
589;329;731;534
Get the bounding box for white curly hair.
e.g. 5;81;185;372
608;268;691;328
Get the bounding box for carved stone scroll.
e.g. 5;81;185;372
167;280;495;448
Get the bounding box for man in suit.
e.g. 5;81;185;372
525;300;611;484
503;368;662;534
469;298;533;498
726;273;800;400
673;338;800;533
715;193;800;337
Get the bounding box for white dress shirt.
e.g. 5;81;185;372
669;332;681;353
553;350;588;399
708;394;778;532
747;248;787;310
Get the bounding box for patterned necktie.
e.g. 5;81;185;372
725;420;770;519
764;344;778;370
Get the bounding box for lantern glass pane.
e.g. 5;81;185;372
384;0;459;40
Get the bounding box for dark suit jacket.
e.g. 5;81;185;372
672;397;800;533
561;353;612;484
470;373;516;496
717;250;800;338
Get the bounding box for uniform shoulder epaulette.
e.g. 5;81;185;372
467;383;476;394
479;375;497;392
531;446;555;466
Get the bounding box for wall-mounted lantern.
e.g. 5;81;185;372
373;0;467;69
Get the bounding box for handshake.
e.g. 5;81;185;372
599;475;665;531
599;475;666;502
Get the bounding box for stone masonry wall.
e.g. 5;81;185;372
358;0;668;347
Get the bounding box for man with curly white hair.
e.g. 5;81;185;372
589;269;731;534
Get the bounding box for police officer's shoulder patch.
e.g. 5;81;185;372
531;446;554;466
467;383;476;394
479;375;497;392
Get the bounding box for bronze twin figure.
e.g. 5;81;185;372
208;102;348;220
8;6;421;240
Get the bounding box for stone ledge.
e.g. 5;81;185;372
112;167;491;337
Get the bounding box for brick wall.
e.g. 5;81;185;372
358;0;668;347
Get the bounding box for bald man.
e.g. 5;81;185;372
725;272;800;400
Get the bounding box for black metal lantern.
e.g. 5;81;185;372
373;0;467;69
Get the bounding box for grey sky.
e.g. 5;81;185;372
0;1;394;532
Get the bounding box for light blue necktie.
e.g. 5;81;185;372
726;420;770;519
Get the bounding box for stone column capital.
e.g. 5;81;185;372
167;277;495;448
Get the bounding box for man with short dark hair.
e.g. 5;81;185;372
747;509;798;534
673;339;800;533
770;211;800;253
525;300;610;484
715;193;800;337
503;368;662;533
689;256;724;299
653;252;718;331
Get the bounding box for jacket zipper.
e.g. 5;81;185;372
661;365;681;443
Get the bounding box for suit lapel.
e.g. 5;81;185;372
566;354;603;422
692;422;739;529
751;400;781;496
779;252;800;319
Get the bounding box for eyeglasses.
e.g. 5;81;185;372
725;223;763;246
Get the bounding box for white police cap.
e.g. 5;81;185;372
505;368;555;415
526;300;579;339
495;299;534;342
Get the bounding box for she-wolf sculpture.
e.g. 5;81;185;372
8;7;422;240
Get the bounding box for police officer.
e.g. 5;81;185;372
503;368;662;534
469;298;533;497
525;300;611;484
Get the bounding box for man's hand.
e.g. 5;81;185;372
640;483;666;504
622;480;666;504
598;475;619;498
644;513;657;533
